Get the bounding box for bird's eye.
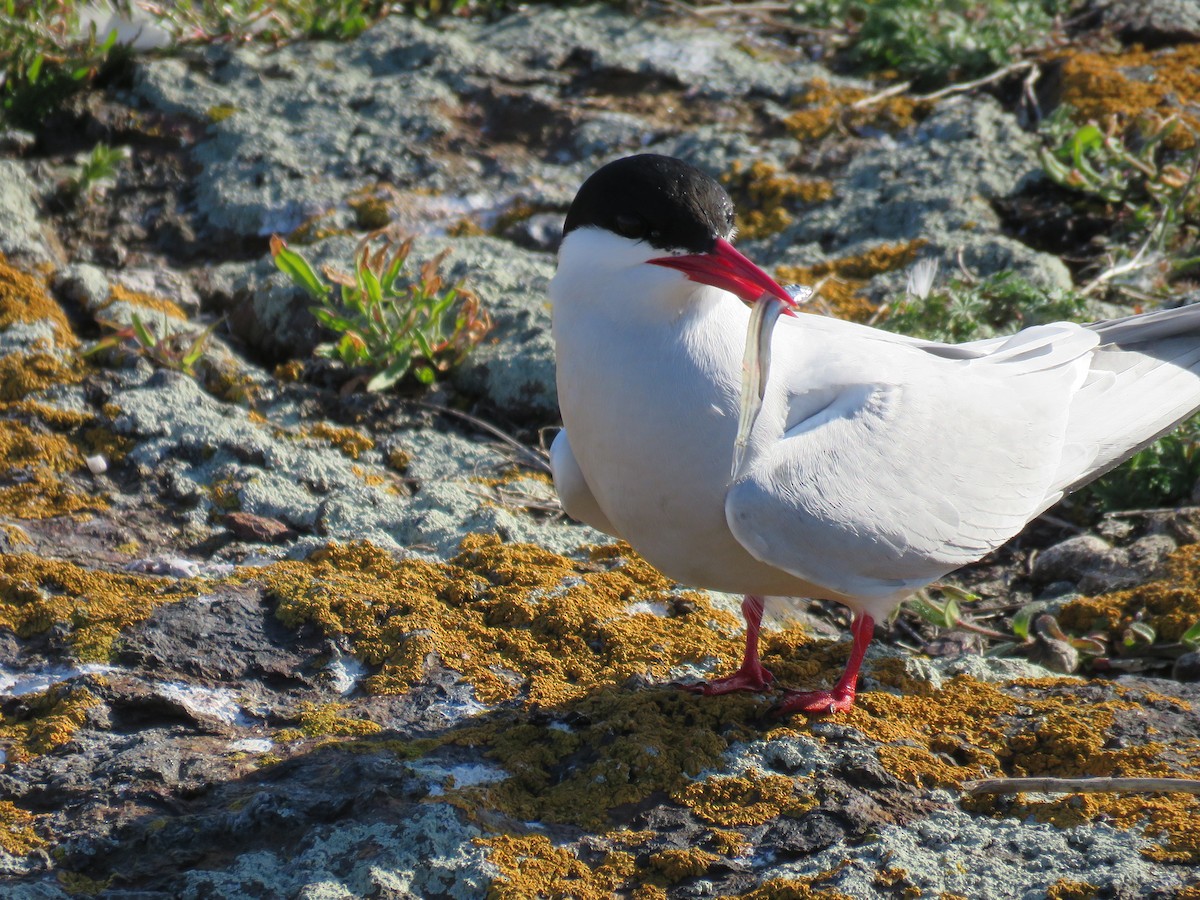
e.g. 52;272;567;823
613;214;648;240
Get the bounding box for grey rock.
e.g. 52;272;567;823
178;804;495;899
770;96;1070;290
53;263;110;312
1095;0;1200;44
0;161;55;264
1032;533;1174;594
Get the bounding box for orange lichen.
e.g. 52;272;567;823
0;684;99;762
0;554;193;660
676;769;816;826
0;256;76;348
0;351;82;402
276;701;382;741
1010;792;1200;864
1058;46;1200;148
720;874;855;899
776;240;926;322
303;422;376;460
99;284;189;320
482;834;635;900
0;800;46;856
1046;883;1099;900
450;686;761;828
1059;543;1200;642
785;78;923;143
262;536;743;704
874;866;922;897
0;418;105;518
274;360;306;383
645;848;719;881
722;161;835;239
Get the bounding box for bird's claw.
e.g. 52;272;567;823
772;688;855;717
678;664;775;696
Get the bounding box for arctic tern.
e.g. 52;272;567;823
550;153;1200;714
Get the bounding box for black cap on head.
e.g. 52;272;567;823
562;154;736;253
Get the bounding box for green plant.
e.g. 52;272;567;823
786;0;1071;88
85;311;221;376
881;268;1090;343
1079;415;1200;513
1039;115;1200;292
0;2;128;127
64;142;129;201
270;232;491;391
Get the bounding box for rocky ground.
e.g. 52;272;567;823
2;2;1200;897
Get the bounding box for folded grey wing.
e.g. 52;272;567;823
549;429;622;538
724;333;1090;599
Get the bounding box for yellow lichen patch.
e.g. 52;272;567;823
1046;881;1098;900
707;828;748;856
0;351;82;402
274;360;306;383
1058;45;1200;147
99;284;189;321
776;240;926;322
0;555;193;660
0;256;76;348
0;684;98;762
720;874;855;899
830;671;1200;862
0;800;46;856
261;536;744;705
721;161;835;240
482;834;635;900
448;686;763;829
304;422;375;460
57;872;115;895
350;464;388;488
276;701;382;741
1059;544;1200;643
874;866;921;897
785;78;924;143
646;848;719;881
0;418;105;519
676;769;815;826
1009;792;1200;864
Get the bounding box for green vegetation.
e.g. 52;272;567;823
0;1;481;129
1084;416;1200;513
789;0;1073;87
0;2;130;128
882;267;1090;343
271;233;490;391
1039;111;1200;292
63;142;129;203
85;311;220;377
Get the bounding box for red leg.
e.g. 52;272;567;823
683;594;775;695
775;612;875;715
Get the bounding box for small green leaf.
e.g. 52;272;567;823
366;358;410;392
130;313;156;348
1011;601;1046;640
1181;620;1200;650
271;237;329;298
1124;621;1156;648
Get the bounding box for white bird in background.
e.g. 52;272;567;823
549;154;1200;715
